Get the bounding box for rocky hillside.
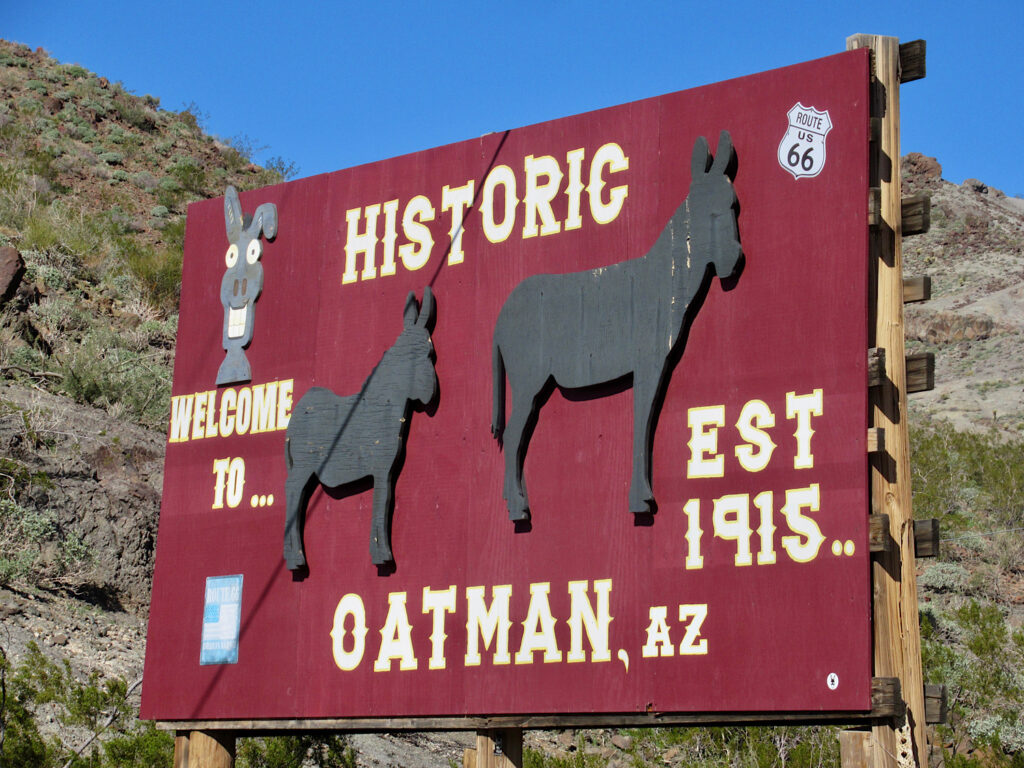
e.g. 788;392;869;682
1;37;1022;768
902;152;1024;432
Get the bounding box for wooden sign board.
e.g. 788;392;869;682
142;50;871;723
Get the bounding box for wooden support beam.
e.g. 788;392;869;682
870;514;893;554
872;677;905;718
902;194;931;236
914;519;940;558
174;732;190;768
868;427;885;454
906;352;935;393
848;32;929;768
924;684;947;724
840;730;873;768
899;40;927;83
469;729;523;768
869;347;886;387
181;730;234;768
903;276;931;303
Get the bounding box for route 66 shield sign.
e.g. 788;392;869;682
778;102;833;179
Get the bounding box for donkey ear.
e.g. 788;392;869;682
416;286;435;330
710;131;735;177
225;186;243;242
249;203;278;240
403;291;419;328
691;136;712;177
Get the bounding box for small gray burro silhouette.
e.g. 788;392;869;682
283;288;437;569
491;131;743;520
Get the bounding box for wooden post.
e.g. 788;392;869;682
173;730;234;768
466;728;524;768
846;33;928;768
840;730;874;768
174;731;190;768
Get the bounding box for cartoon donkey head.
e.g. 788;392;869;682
217;185;278;386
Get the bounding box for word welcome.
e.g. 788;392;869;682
168;379;294;443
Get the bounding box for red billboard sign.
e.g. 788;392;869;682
142;50;871;722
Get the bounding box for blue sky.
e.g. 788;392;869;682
6;1;1024;196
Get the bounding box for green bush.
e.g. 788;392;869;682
60;64;90;79
169;155;206;194
236;735;356;768
59;326;173;428
0;642;173;767
0;498;91;588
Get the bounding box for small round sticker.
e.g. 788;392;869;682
827;672;839;690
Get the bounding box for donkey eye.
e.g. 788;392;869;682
225;244;239;268
246;240;262;265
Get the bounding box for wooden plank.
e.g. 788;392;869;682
187;730;234;768
475;729;523;768
154;688;905;733
873;677;904;718
914;519;940;558
464;747;477;768
899;40;927;83
902;194;931;236
903;276;931;303
906;353;935;393
840;730;873;768
848;32;929;768
868;427;885;454
924;684;947;724
870;514;893;554
174;732;190;768
869;187;881;227
869;347;886;387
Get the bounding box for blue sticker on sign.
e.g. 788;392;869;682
200;575;243;665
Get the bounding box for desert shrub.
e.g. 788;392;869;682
922;600;1024;765
16;97;43;114
58;326;173;428
160;216;186;251
60;63;90;79
111;96;156;132
917;562;970;594
168;155;205;194
125;243;182;313
129;171;157;191
911;421;1024;535
235;735;356;768
79;98;107;118
0;498;91;588
265;155;299;182
19;202;113;266
0;642;173;767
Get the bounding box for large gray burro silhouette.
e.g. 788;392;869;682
283;288;437;569
491;131;743;521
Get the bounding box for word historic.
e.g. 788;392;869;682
341;143;630;285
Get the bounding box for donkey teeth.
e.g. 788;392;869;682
228;305;248;339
